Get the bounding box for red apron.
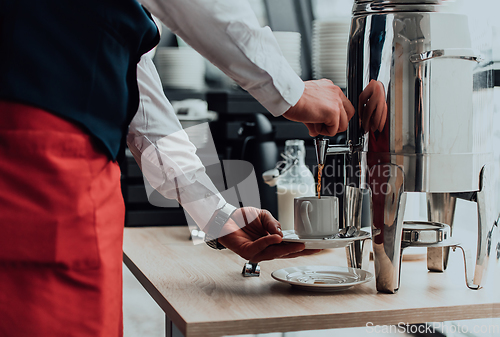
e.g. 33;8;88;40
0;101;125;336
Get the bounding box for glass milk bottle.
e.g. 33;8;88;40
276;140;315;231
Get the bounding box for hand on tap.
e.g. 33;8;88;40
282;79;355;137
358;80;387;133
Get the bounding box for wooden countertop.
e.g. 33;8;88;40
123;226;500;337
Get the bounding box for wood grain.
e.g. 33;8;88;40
123;227;500;337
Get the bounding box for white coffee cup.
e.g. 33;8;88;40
294;196;339;239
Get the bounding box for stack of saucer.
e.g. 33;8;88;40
153;47;206;90
312;18;351;88
273;31;302;77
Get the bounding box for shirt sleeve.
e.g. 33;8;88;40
127;55;226;230
138;0;305;116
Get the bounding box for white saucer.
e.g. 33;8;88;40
281;229;371;249
272;266;373;292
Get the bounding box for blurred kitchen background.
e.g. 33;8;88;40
123;0;500;336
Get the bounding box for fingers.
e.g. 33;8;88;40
258;210;282;237
340;92;355;120
378;101;388;132
322;85;352;136
370;100;386;132
371;81;387;132
305;123;318;137
323;123;339;137
251;245;322;263
314;123;324;136
279;249;322;259
250;242;306;263
358;80;388;132
338;104;349;133
241;234;283;261
359;85;373;130
361;99;375;132
358;82;374;109
221;208;323;263
254;234;283;250
322;86;348;136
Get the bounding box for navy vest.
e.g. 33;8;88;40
0;0;160;159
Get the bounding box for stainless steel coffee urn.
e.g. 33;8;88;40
341;0;498;293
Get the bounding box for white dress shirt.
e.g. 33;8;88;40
128;0;305;232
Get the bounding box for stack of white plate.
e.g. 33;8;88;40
273;31;302;77
154;47;206;90
312;18;351;88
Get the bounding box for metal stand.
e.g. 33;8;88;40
426;193;456;272
392;165;499;291
370;164;407;293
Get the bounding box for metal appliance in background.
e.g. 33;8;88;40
316;0;498;293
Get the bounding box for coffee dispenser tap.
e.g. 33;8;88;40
314;136;363;166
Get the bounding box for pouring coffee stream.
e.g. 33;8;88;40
316;163;324;199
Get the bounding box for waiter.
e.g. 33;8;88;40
0;0;354;336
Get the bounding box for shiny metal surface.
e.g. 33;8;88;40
370;164;407;293
453;245;480;290
343;186;364;229
402;221;450;246
346;11;492;193
426;193;456;271
344;186;367;270
409;48;481;63
313;137;329;166
353;0;440;15
345;2;495;292
473;164;499;287
242;262;260;277
346;238;371;270
354;0;440;3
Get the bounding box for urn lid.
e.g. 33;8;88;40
353;0;441;15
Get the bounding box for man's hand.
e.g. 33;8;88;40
218;207;320;263
283;79;355;137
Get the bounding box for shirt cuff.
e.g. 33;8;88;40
248;70;304;117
